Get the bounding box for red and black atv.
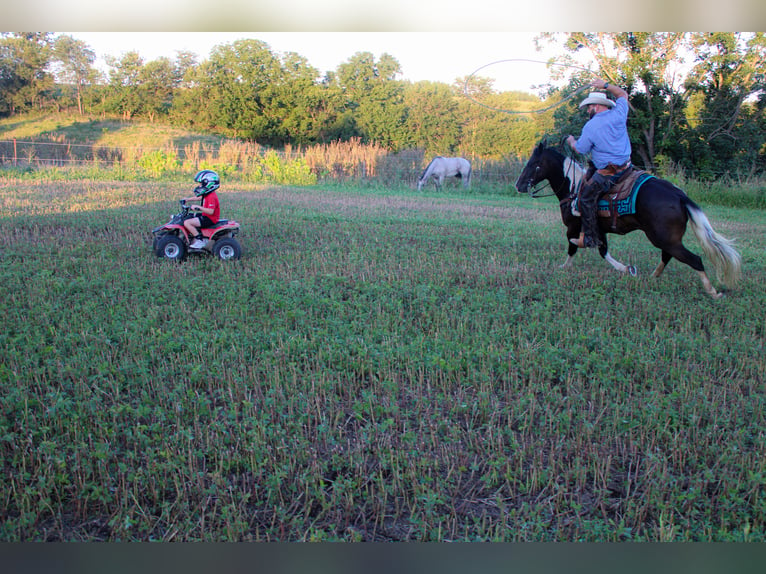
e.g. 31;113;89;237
152;200;242;261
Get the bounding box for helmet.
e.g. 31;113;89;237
193;169;220;196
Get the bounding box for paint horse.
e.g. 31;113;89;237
515;140;741;299
417;157;472;191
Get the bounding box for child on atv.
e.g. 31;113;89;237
181;169;221;248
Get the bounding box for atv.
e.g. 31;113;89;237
152;200;242;261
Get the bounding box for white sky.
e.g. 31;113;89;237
69;32;573;94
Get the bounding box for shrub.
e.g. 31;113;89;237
262;150;317;185
138;149;180;178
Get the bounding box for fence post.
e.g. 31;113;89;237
13;138;17;167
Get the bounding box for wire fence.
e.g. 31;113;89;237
0;138;526;188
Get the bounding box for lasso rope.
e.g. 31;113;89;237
462;58;599;115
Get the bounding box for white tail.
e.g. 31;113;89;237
686;203;742;288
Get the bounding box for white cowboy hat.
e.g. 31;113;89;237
579;92;615;108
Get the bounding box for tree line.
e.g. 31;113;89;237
1;32;764;179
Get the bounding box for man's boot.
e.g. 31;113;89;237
570;181;603;248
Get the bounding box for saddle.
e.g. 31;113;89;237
573;166;655;228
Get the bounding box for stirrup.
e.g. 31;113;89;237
569;233;586;248
570;232;600;248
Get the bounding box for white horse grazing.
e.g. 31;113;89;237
417;157;472;191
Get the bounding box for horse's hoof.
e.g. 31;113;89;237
627;265;637;277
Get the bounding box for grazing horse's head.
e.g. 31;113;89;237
515;141;552;195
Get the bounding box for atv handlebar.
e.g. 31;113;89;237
180;199;201;212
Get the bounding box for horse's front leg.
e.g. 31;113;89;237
561;226;580;268
603;251;636;275
599;240;638;276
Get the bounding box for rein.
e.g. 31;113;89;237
529;182;556;198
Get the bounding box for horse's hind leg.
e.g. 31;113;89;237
656;243;722;298
697;271;723;299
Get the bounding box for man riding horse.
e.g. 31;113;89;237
566;78;632;248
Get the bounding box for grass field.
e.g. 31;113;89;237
1;177;765;541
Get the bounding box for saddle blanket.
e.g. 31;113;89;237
573;169;655;217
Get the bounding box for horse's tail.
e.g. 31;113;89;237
684;198;742;288
464;160;472;187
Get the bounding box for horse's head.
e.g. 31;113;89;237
417;158;434;191
515;140;550;194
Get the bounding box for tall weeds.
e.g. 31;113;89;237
2;135;765;204
0;137;525;190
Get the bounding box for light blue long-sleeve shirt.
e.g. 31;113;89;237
575;97;632;169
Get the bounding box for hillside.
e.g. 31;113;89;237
0;113;228;150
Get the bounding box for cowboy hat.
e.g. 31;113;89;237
579;92;615;108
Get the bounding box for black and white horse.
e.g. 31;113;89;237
515;141;741;299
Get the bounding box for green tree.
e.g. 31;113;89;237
334;52;408;150
263;51;324;146
138;57;177;122
0;32;54;116
458;75;546;160
172;42;341;145
684;32;766;177
191;39;285;141
51;34;96;115
173;50;198;89
104;51;145;120
169;53;206;129
545;32;687;171
403;81;461;155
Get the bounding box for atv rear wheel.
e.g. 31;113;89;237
213;237;242;260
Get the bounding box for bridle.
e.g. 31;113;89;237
529;178;556;198
524;150;583;200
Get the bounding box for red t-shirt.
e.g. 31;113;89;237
202;192;220;223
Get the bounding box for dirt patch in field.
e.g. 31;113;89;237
237;186;554;225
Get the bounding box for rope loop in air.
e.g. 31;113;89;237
463;58;598;115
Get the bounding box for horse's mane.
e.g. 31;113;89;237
563;157;586;195
533;141;586;196
419;156;442;179
535;140;564;160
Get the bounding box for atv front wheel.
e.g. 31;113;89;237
156;234;187;261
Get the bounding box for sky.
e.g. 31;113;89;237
7;0;766;32
69;32;572;94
